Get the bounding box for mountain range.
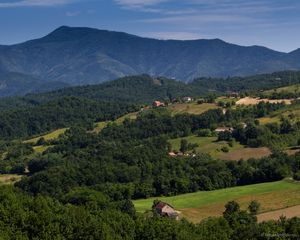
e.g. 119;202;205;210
0;26;300;97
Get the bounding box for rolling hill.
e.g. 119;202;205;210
0;26;300;97
1;71;300;111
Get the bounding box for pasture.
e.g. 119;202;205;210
93;121;108;133
168;103;219;115
169;135;272;160
0;174;23;185
264;84;300;95
33;145;51;154
134;180;300;223
115;111;139;124
24;128;68;144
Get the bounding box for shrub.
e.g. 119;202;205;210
293;171;300;181
197;129;212;137
221;146;229;153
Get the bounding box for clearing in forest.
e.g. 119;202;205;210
24;128;68;144
133;180;300;223
168;103;219;115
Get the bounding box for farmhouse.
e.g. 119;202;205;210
153;101;165;107
215;127;234;133
182;96;193;102
228;91;239;98
168;152;177;157
153;201;179;220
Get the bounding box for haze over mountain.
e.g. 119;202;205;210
0;26;300;97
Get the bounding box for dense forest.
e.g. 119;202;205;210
0;96;137;139
192;71;300;93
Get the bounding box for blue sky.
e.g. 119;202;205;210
0;0;299;52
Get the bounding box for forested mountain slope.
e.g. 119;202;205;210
0;70;69;97
0;26;300;97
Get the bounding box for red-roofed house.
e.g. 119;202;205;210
153;101;165;107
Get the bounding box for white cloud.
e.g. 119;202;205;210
0;0;77;8
143;31;205;40
114;0;170;7
141;14;251;24
65;10;80;17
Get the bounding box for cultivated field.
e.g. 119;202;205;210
219;147;272;161
236;97;292;106
134;180;300;223
257;205;300;222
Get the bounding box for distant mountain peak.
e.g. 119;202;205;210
0;26;299;96
42;26;140;43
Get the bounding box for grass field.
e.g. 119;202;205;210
93;121;108;133
115;112;139;124
168;103;219;116
133;180;300;222
169;135;244;158
258;103;300;125
258;117;281;124
33;145;51;154
0;174;23;185
25;128;68;144
264;84;300;95
216;96;238;104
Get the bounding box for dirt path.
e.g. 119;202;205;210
257;205;300;222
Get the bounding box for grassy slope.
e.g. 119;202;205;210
134;180;300;222
168;135;253;159
258;103;300;125
264;84;300;95
115;111;139;124
168;103;219;116
170;136;237;157
0;174;23;185
24;128;68;144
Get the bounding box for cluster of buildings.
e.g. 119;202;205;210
152;96;193;108
168;152;196;158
